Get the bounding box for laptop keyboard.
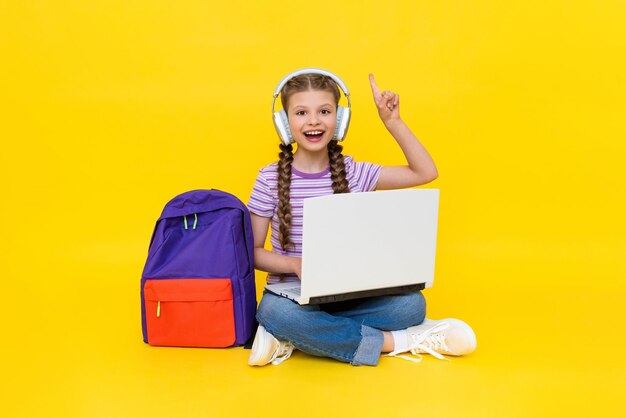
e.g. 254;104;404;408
284;287;301;296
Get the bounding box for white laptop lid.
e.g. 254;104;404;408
300;189;440;303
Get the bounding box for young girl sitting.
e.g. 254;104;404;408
247;68;476;366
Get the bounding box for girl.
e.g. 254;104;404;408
247;69;476;366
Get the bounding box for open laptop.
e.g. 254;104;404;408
265;188;440;305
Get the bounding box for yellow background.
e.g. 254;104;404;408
2;1;625;417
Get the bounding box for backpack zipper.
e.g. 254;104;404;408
157;300;161;317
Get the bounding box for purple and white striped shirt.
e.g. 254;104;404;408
248;155;382;284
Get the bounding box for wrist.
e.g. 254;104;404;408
288;256;302;279
289;256;301;272
383;117;404;131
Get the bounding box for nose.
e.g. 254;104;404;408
308;113;320;125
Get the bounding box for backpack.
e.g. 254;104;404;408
140;189;257;347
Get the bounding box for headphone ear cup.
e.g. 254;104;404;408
273;110;294;145
334;106;350;141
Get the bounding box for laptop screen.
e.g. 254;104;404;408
300;189;440;298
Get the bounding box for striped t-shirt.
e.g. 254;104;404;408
248;155;382;284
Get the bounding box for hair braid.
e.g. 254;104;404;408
277;143;294;251
328;140;351;194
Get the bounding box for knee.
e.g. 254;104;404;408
256;293;305;329
410;291;427;322
256;293;284;324
395;292;426;327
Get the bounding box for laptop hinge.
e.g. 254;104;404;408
307;283;426;305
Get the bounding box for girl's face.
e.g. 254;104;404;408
286;89;337;153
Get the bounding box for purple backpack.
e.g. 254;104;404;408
141;189;257;347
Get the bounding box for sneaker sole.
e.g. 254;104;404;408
247;326;269;366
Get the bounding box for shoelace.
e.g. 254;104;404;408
270;342;295;365
387;322;452;363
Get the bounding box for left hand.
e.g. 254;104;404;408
369;73;400;124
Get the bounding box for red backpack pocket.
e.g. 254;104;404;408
143;278;236;347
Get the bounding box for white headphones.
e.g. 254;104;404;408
272;68;352;146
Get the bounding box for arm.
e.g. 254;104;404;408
368;74;438;190
251;213;302;279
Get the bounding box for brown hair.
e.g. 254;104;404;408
276;74;350;251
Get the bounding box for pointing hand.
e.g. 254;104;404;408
369;73;400;124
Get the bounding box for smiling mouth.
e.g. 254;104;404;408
303;130;325;141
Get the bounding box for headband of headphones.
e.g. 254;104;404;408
272;68;351;104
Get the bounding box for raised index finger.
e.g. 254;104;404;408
369;73;381;99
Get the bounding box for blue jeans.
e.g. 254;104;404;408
256;291;426;366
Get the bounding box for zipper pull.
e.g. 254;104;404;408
157;301;161;317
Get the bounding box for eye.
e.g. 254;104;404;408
321;109;332;115
295;110;306;116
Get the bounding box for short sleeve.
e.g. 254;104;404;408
247;169;276;218
345;156;382;192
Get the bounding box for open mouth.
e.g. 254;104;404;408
303;130;325;141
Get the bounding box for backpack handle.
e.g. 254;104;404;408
183;213;198;230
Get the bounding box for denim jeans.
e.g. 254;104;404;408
256;291;426;366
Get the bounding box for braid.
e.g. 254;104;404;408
328;140;351;194
277;143;294;251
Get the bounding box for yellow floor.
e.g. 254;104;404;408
3;247;624;418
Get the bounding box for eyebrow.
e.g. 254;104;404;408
292;103;335;110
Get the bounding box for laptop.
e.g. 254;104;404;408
265;188;440;305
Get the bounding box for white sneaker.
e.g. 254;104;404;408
387;318;477;362
247;325;295;366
